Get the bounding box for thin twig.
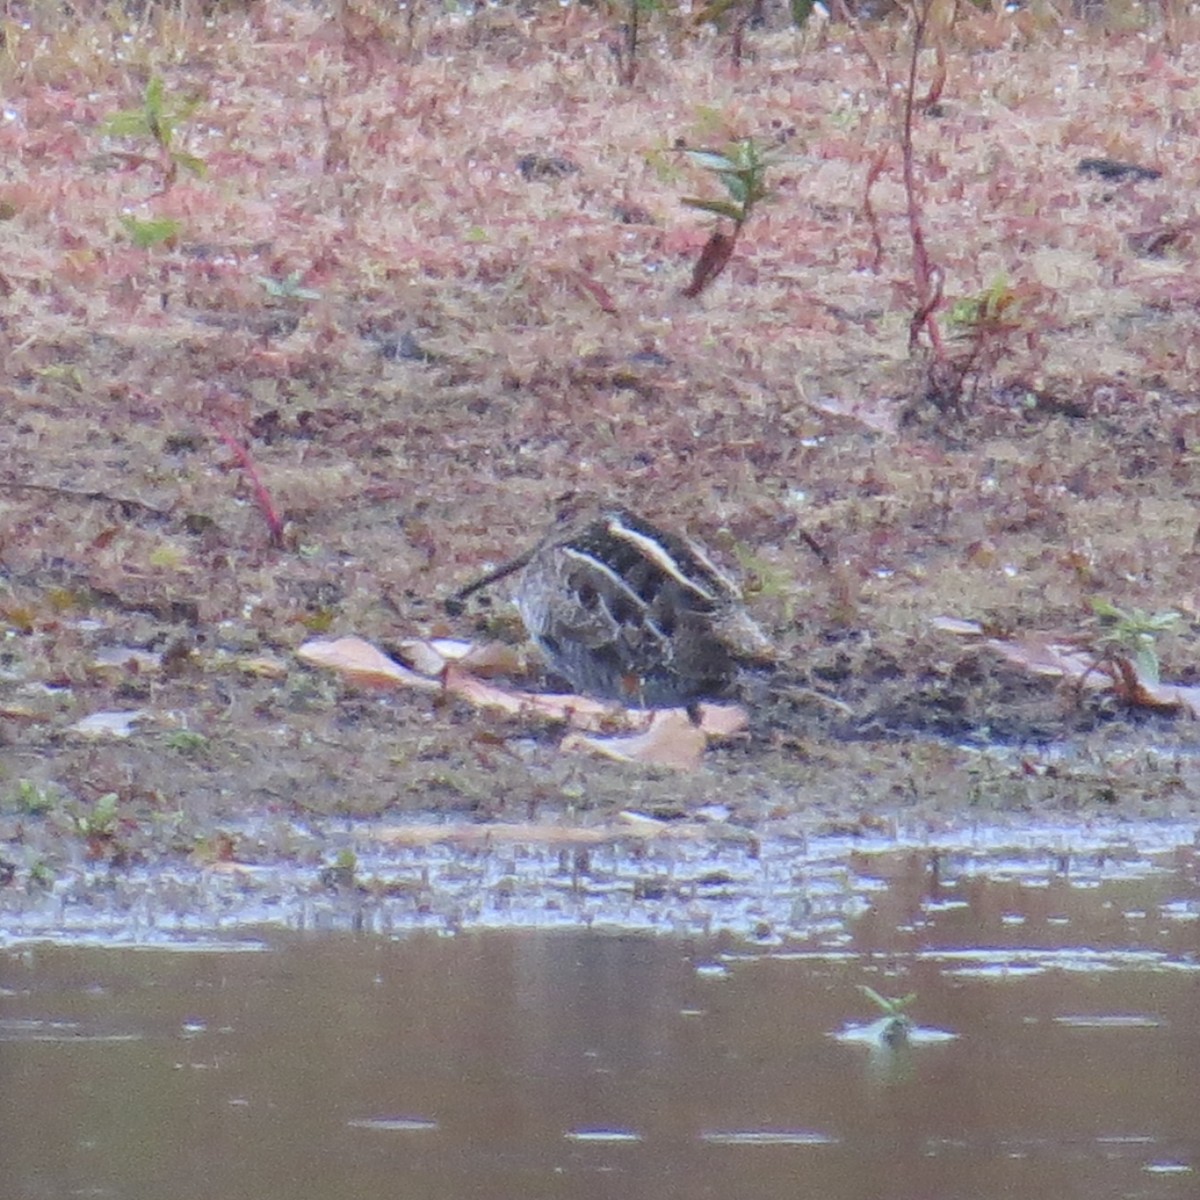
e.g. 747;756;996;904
862;149;888;274
900;1;946;359
209;417;285;548
619;0;639;86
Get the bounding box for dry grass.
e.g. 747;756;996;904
3;0;1200;852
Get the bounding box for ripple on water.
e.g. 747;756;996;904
698;1129;839;1146
346;1117;439;1132
0;817;1196;946
564;1129;644;1143
0;1018;143;1043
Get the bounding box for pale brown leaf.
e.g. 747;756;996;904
442;663;632;730
562;709;708;771
297;636;440;690
985;636;1104;685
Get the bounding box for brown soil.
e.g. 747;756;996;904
3;1;1200;893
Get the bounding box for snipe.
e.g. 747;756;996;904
446;499;774;709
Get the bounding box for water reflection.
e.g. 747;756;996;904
1;836;1198;1200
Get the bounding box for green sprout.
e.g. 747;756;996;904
163;730;211;755
1090;599;1181;686
681;138;774;229
103;75;206;192
947;273;1023;335
859;985;916;1046
6;779;58;817
119;214;181;249
28;860;55;890
72;792;120;842
679;137;777;297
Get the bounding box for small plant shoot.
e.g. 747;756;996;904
859;985;916;1046
1090;600;1181;687
680;137;776;297
103;76;206;194
119;215;181;249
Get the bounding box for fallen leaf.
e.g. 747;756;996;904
0;705;46;724
305;635;744;767
614;810;671;834
70;710;149;738
458;640;527;676
396;637;453;676
297;637;439;690
930;615;985;636
1132;678;1200;717
985;636;1105;684
237;654;289;679
395;637;524;678
562;709;709;771
694;703;749;737
982;632;1200;716
442;663;633;730
809;391;903;436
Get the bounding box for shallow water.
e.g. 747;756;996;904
2;826;1199;1200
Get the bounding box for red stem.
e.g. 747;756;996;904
210;417;285;548
900;4;946;359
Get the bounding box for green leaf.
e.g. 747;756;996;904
1148;611;1182;632
684;149;739;174
720;173;748;204
94;792;119;826
859;985;916;1015
172;151;207;179
680;197;744;221
119;215;181;248
29;860;55;888
144;76;165;124
103;109;151;139
1133;645;1161;686
103;77;204;155
1089;597;1123;620
948;297;982;327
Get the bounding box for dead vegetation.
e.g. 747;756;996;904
3;0;1200;877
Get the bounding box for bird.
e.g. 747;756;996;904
446;497;775;709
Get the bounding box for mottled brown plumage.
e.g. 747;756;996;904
448;500;774;708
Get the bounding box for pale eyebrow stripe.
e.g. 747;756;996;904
560;547;682;645
604;516;721;604
561;547;651;613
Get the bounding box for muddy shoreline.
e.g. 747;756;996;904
6;4;1200;935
